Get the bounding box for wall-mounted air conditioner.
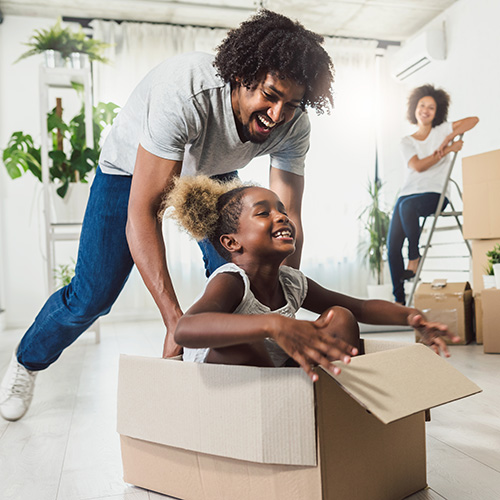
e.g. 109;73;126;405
391;28;446;81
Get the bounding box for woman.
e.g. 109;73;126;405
388;84;479;305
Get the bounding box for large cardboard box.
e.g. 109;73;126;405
482;288;500;353
463;149;500;239
117;340;480;500
471;238;500;293
414;281;473;344
475;293;483;345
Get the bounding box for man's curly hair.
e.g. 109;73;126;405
407;84;450;127
162;176;254;261
214;9;334;114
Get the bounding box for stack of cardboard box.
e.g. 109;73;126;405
463;149;500;353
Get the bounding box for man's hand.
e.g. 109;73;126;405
408;312;460;357
271;311;358;382
162;311;184;358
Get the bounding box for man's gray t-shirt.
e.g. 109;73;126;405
99;52;311;178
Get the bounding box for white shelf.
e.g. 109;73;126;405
39;64;99;342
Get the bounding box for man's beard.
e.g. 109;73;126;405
241;115;270;144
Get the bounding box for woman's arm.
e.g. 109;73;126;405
302;278;460;356
408;140;464;173
437;116;479;153
175;272;357;380
436;116;479;156
408;117;479;172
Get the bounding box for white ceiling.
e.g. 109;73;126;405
0;0;459;42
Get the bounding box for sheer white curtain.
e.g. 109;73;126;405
300;38;379;297
91;22;379;312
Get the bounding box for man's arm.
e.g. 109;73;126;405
126;145;183;357
269;167;304;268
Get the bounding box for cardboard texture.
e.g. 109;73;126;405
471;238;500;293
482;288;500;353
414;281;473;344
475;293;483;344
463;149;500;239
117;340;481;500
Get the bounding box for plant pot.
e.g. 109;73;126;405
493;263;500;288
69;52;89;69
367;284;393;301
44;49;66;68
50;182;90;224
482;274;496;289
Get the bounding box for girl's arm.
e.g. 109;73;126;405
302;278;460;356
175;272;357;381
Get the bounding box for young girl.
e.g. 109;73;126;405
166;176;459;381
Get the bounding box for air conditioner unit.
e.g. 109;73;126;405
391;28;446;81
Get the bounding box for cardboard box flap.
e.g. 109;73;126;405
415;282;471;297
320;344;481;425
117;355;317;466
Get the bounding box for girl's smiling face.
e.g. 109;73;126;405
221;187;296;260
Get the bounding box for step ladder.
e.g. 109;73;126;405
407;134;471;305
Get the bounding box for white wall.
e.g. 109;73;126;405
379;0;500;205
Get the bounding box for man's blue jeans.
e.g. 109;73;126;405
17;168;227;371
387;192;448;304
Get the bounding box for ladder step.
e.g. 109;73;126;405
433;211;463;217
418;269;469;273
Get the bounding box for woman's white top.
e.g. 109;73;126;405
182;262;308;366
399;121;454;198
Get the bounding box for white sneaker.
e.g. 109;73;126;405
0;353;37;421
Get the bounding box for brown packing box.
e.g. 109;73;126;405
471;238;500;293
475;293;483;345
117;340;481;500
414;281;473;344
463;149;500;239
482;288;500;353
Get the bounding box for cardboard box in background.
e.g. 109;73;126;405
470;238;500;294
463;149;500;240
475;293;483;345
482;288;500;353
414;281;473;344
117;342;480;500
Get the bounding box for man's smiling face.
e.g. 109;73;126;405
231;73;305;144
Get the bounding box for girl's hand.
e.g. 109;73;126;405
271;311;358;382
407;312;460;357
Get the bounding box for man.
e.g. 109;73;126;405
0;9;334;421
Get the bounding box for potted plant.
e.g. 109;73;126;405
54;259;75;289
359;179;392;298
2;95;118;198
485;244;500;289
15;17;109;67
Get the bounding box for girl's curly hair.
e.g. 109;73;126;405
162;176;254;261
214;9;334;114
407;84;450;127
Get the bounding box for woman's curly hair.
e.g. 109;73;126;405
162;176;254;261
214;9;334;114
407;84;450;127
